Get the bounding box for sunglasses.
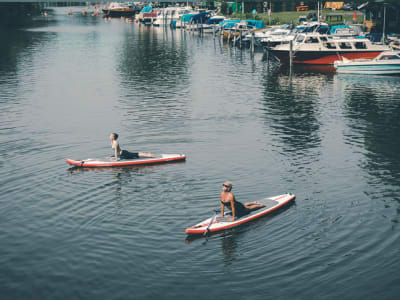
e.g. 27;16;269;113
222;184;231;188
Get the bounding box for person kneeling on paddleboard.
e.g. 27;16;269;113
220;181;265;222
110;133;155;161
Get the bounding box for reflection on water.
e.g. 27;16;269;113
260;63;324;163
341;75;400;221
117;27;191;144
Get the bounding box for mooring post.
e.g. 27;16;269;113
289;39;293;69
251;30;255;55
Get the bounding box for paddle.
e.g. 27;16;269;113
203;210;218;236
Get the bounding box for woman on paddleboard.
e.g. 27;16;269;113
110;133;155;160
220;181;265;221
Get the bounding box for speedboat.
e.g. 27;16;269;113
334;50;400;75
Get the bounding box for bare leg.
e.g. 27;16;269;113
138;152;156;158
244;202;265;211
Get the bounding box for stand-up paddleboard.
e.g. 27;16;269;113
66;154;186;168
185;193;295;235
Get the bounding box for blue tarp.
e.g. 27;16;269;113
190;12;212;24
140;6;152;13
206;17;225;25
245;20;265;29
181;14;194;23
220;20;265;29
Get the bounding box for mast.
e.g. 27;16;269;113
382;3;386;43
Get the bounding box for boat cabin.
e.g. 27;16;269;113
294;34;379;51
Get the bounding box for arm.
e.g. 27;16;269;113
219;193;224;217
114;147;118;160
113;141;119;160
230;197;235;221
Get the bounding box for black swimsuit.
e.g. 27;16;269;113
221;200;248;218
120;150;139;159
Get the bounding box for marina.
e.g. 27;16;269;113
1;2;400;299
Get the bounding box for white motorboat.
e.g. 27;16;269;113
153;6;193;26
334;50;400;75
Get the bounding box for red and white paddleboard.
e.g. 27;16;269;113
66;154;186;167
185;193;295;235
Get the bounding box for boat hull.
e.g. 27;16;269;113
271;49;383;65
102;9;135;17
335;64;400;74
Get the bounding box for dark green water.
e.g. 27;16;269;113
1;7;400;300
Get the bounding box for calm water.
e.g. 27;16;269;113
1;7;400;300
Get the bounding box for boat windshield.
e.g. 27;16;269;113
378;54;400;60
296;35;305;43
305;36;319;43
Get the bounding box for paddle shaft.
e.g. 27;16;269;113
203;213;217;236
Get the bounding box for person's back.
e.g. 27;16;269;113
109;132;155;160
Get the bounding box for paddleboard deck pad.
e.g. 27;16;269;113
185;193;295;235
66;154;186;167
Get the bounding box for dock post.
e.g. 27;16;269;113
239;30;242;49
289;40;293;68
250;31;255;55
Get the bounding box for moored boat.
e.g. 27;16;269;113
152;6;193;26
196;16;226;33
334;50;400;75
102;2;137;18
270;32;390;65
221;20;264;40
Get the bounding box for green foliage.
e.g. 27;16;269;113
231;12;262;20
227;10;364;26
